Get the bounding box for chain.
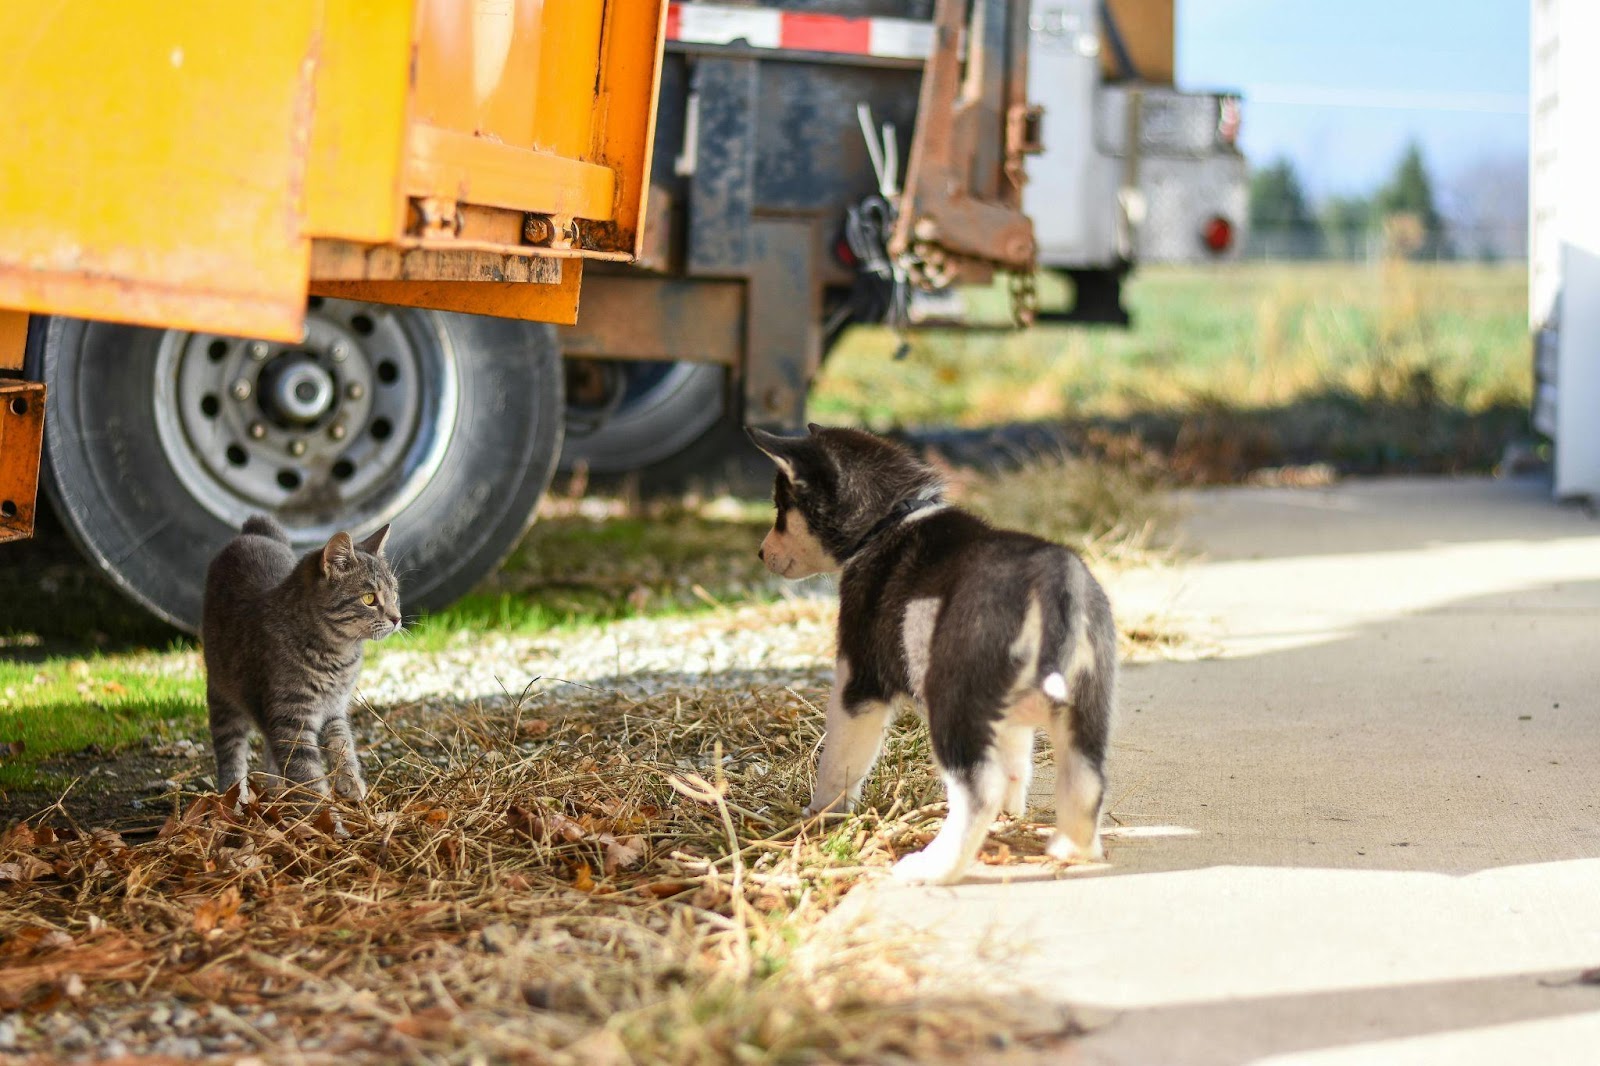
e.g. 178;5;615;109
1008;248;1039;329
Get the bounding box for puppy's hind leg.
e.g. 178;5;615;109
1046;725;1106;862
1046;663;1113;862
996;721;1036;819
892;758;1008;886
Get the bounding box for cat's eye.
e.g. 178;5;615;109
361;592;377;606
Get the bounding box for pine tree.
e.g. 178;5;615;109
1248;158;1324;258
1377;142;1445;259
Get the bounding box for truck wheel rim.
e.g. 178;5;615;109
559;359;725;472
153;298;458;540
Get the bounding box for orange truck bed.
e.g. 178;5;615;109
0;0;666;544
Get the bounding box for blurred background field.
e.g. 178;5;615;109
813;261;1531;481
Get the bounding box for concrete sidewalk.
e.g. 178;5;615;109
828;476;1600;1064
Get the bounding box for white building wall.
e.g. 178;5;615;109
1532;0;1600;500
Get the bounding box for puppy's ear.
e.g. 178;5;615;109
806;422;824;436
357;523;391;557
746;427;801;481
321;532;356;576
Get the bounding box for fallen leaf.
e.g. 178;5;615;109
638;881;692;899
506;805;585;844
0;927;52;957
0;856;51;883
192;888;243;934
2;823;35;850
980;843;1013;866
602;834;645;874
391;1007;455;1040
571;863;596;892
517;719;552;738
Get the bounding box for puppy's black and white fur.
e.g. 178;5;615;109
750;424;1117;885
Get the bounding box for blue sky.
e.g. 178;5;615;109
1177;0;1529;203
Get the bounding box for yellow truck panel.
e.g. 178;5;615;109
0;1;667;341
0;3;323;341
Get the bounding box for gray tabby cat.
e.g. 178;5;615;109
201;515;401;806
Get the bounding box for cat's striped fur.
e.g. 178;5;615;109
201;515;401;805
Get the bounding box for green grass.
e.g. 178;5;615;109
812;261;1531;431
0;649;203;789
0;502;785;785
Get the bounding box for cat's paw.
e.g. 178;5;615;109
890;847;967;886
334;776;368;802
1045;832;1104;863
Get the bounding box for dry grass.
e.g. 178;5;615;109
0;447;1174;1060
813;262;1532;481
814;261;1530;429
0;655;1086;1063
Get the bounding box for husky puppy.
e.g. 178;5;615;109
749;425;1117;885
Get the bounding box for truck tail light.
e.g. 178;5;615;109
1202;216;1234;254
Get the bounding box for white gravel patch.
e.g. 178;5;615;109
359;599;839;710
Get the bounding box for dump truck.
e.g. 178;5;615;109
0;0;1242;632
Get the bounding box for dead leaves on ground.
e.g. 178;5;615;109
504;802;647;882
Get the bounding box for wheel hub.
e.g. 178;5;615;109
153;299;457;538
259;354;337;425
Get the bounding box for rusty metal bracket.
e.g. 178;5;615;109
890;0;1037;275
1005;102;1045;188
0;380;46;543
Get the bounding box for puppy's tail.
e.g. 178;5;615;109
242;514;291;544
1036;554;1107;708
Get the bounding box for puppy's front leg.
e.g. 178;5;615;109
806;657;892;815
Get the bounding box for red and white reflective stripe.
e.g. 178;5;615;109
665;2;934;61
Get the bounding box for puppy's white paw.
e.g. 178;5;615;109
1046;832;1104;863
1001;789;1028;820
803;793;852;818
891;848;967;886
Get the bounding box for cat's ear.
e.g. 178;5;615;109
321;532;356;576
357;523;391;557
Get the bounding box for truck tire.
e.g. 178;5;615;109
28;301;563;633
558;359;727;476
557;360;770;496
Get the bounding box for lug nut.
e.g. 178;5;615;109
329;423;347;441
330;343;348;362
249;342;269;360
231;379;252;401
346;382;365;401
248;421;267;440
288;439;307;457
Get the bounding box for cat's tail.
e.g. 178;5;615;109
242;514;291;544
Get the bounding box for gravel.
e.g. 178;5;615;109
361;596;838;710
